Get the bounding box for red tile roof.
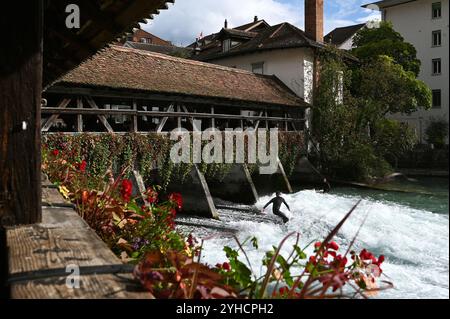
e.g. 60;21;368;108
54;45;307;108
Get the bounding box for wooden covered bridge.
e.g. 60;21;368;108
0;0;312;299
42;45;309;133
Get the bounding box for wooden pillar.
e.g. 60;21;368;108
211;106;215;129
177;104;182;130
132;100;138;133
0;1;43;226
76;97;83;132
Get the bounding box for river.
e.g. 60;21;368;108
177;177;449;299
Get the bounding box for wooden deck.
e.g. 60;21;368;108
5;176;152;299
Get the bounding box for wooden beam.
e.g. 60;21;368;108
0;1;43;226
156;103;174;133
176;104;181;129
41;108;306;123
85;97;114;133
76;98;83;132
132;100;138;133
254;111;264;130
41;98;71;132
181;104;200;131
45;86;309;111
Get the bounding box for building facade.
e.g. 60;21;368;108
366;0;449;144
190;0;326;106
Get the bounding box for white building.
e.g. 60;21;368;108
365;0;449;144
190;0;326;106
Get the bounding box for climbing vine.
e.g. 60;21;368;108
42;132;305;189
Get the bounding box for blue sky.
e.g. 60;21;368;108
143;0;380;46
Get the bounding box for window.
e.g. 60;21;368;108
251;62;264;74
432;90;442;108
432;2;442;19
141;38;152;44
432;30;442;46
223;39;231;52
432;58;442;75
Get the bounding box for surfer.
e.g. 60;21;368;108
262;192;290;223
322;178;331;193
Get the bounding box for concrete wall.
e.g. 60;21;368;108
210;48;315;103
383;0;449;144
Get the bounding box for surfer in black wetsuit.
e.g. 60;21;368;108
262;192;290;223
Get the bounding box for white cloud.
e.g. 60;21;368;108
142;0;381;45
142;0;302;46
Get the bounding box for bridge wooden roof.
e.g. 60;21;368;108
50;45;308;109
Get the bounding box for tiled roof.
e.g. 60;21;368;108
54;46;307;108
124;41;192;56
324;23;366;46
193;22;324;62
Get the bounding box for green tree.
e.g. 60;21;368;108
352;55;432;117
426;119;449;148
352;22;421;77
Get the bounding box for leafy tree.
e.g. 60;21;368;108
352;55;432;117
426;119;449;148
352;22;421;77
311;47;421;181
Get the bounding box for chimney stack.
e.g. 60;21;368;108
305;0;323;42
224;19;228;28
254;16;258;22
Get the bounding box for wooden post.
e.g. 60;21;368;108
177;104;182;130
0;1;43;226
76;98;83;132
211;106;215;129
132;100;138;133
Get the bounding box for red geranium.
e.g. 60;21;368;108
327;241;339;251
168;193;183;211
52;149;59;156
120;179;133;203
78;160;87;172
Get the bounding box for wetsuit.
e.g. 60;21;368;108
264;196;290;223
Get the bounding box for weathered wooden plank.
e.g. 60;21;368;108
7;215;120;275
0;1;43;226
10;273;153;299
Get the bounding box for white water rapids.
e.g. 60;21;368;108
178;190;449;299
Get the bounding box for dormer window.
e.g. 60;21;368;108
223;39;231;52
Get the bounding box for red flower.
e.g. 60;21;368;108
168;193;183;211
120;179;133;203
278;287;289;295
309;256;317;264
222;262;231;271
314;241;322;249
78;160;87;172
377;255;385;265
52;149;59;156
328;241;339;251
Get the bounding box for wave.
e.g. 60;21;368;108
201;190;449;299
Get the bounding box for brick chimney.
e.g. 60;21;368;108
305;0;324;42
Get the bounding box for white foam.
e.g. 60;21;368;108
200;190;449;299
